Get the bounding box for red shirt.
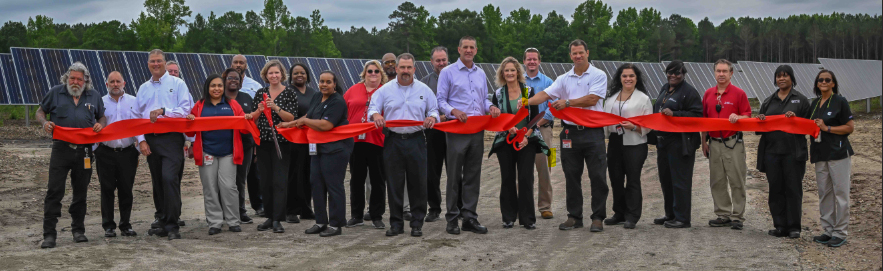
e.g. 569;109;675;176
702;83;751;138
343;82;385;146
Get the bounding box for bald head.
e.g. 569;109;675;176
106;71;126;97
382;53;397;79
231;54;248;77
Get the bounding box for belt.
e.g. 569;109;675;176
562;123;587;131
540;121;553;128
709;133;741;143
52;139;90;149
99;143;136;152
389;130;423;139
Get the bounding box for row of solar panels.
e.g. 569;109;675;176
1;47;880;104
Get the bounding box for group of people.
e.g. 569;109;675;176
36;36;854;249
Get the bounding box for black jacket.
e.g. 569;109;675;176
652;82;703;156
755;89;810;172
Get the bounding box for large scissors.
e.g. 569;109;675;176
262;93;283;159
506;111;546;151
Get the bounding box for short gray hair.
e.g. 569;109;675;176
165;60;179;66
396;53;415;65
430;46;447;59
148;49;165;61
59;62;93;91
714;59;734;72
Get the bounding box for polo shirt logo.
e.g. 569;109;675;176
827;112;832;116
420;96;423;100
791;100;800;103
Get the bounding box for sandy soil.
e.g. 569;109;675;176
0;114;879;270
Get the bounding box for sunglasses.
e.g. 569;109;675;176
817;78;832;83
383;61;396;66
366;69;381;74
666;70;683;76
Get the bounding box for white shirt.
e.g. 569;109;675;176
603;90;653;145
542;64;607;125
136;71;193;120
241;76;262;98
368;78;440;134
96;94;145;148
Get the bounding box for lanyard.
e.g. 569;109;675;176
617;91;633;117
657;89;675;112
810;96;831;119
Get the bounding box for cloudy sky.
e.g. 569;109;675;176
1;0;880;30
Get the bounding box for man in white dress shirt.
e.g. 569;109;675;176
95;71;143;238
231;54;262;98
368;53;439;237
137;49;193;240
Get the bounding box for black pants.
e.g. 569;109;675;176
95;144;139;230
288;143;314;217
43;141;93;237
311;141;352;228
657;138;695;223
349;142;386;220
236;141;258;216
607;134;647;223
257;140;292;222
497;142;536;225
425;129;446;213
444;132;484;222
145;133;185;233
385;132;428;229
764;152;805;232
560;127;608;221
246;155;262;212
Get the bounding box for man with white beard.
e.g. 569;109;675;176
94;71;144;238
36;62;107;248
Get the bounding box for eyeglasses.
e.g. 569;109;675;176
366;69;381;74
383;61;396;66
666;70;682;76
817;78;832;83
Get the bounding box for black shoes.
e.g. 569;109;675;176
446;220;460;235
827;237;847;247
372;220;386;229
272;221;285;233
120;229;137;237
148;228;169;237
40;236;56;249
362;212;372;221
240;214;254;224
151;219;161;229
229;226;242;232
787;231;800;239
813;234;831;243
708;217;732;227
208;228;222;235
730;220;743;230
178;220;186;227
320;226;341;237
286;214;300;224
257;219;273;231
502;221;514;229
300;212;316;220
425;211;441;222
403;211;413;221
168;232;181;240
255;209;266;217
653;216;672;225
411;228;423;237
664;220;691;228
590;220;604;232
559;218;584;230
305;224;327;234
623;221;637;229
524;224;537;230
386;227;404;236
768;228;787;237
462;218;488;234
105;229;117;238
72;232;88;243
346;218;364;228
604;216;625;225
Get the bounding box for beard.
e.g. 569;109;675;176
67;84;84;97
109;87;123;96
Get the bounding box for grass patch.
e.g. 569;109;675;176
0;105;39;121
848;96;882;113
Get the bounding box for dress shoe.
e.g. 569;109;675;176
730;220;743;230
653;216;672;225
424;211;441;222
502;221;514;229
446;220;460;235
559;218;584;230
813;234;831;243
623;221;637;229
827;237;847;247
178;220;185;227
120;229;137;237
229;226;242;232
524;224;537;230
411;227;423;237
768;228;788;237
255;209;266;217
168;232;181;240
148;228;169;237
462;218;488;234
305;224;326;234
345;218;364;228
787;230;800;239
240;214;254;224
272;221;285;233
151;219;161;229
40;236;56;249
300;212;315;220
362;212;372;221
386;227;404;236
105;229;117;237
208;227;222;235
257;219;273;231
372;220;386;229
73;232;88;243
663;220;691;228
286;214;300;224
708;217;732;227
403;211;413;221
541;211;554;219
604;216;625;225
319;226;341;237
590;220;604;232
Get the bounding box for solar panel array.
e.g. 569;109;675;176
2;47;879;105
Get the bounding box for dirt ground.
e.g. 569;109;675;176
0;114;879;270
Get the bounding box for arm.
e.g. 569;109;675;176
302;119;334;132
436;70;453;116
367;90;385;127
568;73;607;107
672;90;704;117
567;94;602;107
164;81;194;118
425;88;440;122
536;99;554;126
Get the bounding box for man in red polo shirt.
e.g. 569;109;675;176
701;59;752;230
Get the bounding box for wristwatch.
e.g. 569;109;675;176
565;99;570;107
631;126;637;131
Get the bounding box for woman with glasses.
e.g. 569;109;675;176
756;65;810;239
808;70;854;248
602;63;653;229
342;60;389;229
651;60;703;229
221;68;259;225
286;63;317;223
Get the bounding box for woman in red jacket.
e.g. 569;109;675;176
186;74;253;235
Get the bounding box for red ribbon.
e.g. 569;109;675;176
53;116;261;145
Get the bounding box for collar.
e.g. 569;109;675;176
150;72;169;84
395;78;414;87
524;72;544;80
565;64;593;78
60;87;91;98
207;96;228;106
105;93;128;102
455;59;478;71
716;83;734;96
774;88;796;102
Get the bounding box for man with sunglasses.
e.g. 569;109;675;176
523;47;556;220
700;59;752;230
382;53;397;82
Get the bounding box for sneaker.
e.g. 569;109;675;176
813;234;832;244
730;220;743;230
363;212;372;221
372;220;386;229
240;214;254;224
827;237;847;247
708;217;732;227
345;218;364;228
558;218;584;230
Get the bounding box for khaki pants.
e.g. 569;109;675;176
534;126;553;212
198;155;240;228
815;156;851;238
708;140;747;221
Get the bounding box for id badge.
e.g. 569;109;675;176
562;139;572;149
615;125;625;135
204;155;214;166
83;148;91;169
358;134;366;140
309;143;318;155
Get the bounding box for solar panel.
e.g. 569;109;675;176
68;50;108;96
171;53;206;100
818;58;882;101
326;58;355;89
11;48;50;104
729;63;756;99
636;62;665;98
94;50;137;95
40;49;73;98
200;54;227;76
414;61;429;81
244;55;267;88
0;54;13;104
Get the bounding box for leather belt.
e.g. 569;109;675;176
389;131;423;140
99;143;136;152
562;123;586;131
709;133;740;143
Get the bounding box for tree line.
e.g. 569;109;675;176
0;0;880;65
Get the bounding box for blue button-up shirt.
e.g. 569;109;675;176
525;72;555;121
240;76;262;98
436;59;492;118
368;79;439;134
